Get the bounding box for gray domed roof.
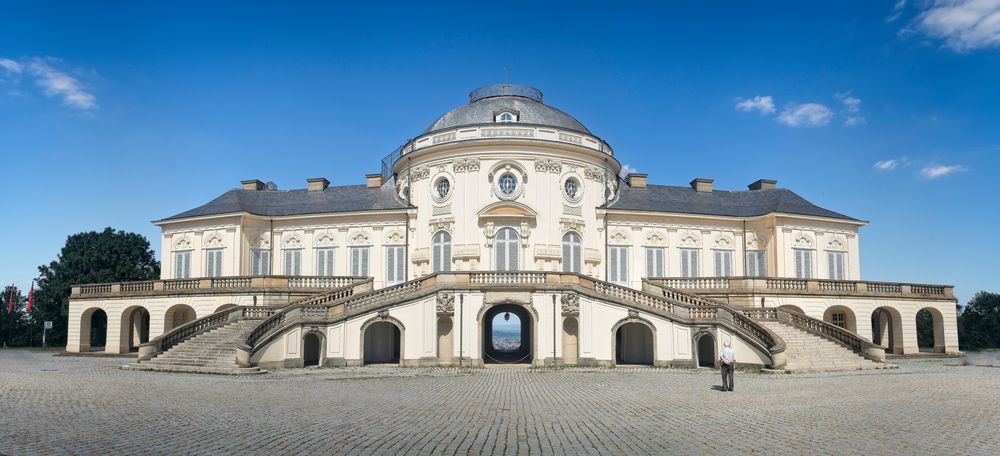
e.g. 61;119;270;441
424;84;591;134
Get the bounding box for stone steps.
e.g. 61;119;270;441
762;321;888;373
124;320;265;375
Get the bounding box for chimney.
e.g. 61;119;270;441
307;177;330;191
241;179;265;191
690;178;713;193
366;173;383;188
748;179;777;191
626;173;647;188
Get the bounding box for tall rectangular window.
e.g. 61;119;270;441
204;249;223;277
827;251;846;280
680;248;699;278
746;250;766;277
645;247;664;278
794;249;813;279
174;251;192;279
315;248;335;277
283;249;302;276
713;250;732;277
385;246;406;285
608;246;628;285
251;249;271;276
351;246;370;277
831;312;846;328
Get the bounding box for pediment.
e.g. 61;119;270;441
477;201;538;220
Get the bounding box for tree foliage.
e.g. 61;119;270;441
29;228;160;347
958;291;1000;351
0;286;32;347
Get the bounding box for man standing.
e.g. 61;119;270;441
720;340;736;392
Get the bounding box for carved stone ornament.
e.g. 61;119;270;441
609;230;630;245
436;293;455;314
384;229;405;245
410;166;430;181
645;232;666;247
349;230;371;246
250;233;270;249
282;234;303;248
560;218;585;235
377;310;389;319
204;234;224;248
173;236;192;250
628;309;639;319
746;237;764;250
561;293;580;316
315;232;337;248
584;166;604;182
680;233;700;247
534;158;561;173
713;234;734;250
454;158;480;173
793;235;814;248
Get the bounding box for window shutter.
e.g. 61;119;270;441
620;247;628;284
563;240;571;273
397;247;406;281
608;247;618;282
442;241;451;272
645;248;654;278
509;239;518;271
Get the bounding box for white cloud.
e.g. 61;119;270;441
0;58;23;74
25;59;96;110
915;0;1000;51
776;103;834;127
619;164;637;179
919;164;967;179
887;0;908;22
735;95;776;115
874;159;901;170
834;92;866;126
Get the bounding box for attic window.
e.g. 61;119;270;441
495;111;517;123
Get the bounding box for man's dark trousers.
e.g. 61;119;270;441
721;363;734;391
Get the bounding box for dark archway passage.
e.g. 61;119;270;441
83;309;107;352
303;333;321;366
483;304;532;364
696;334;716;368
615;322;653;365
363;322;401;365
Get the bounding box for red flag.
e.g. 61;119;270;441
27;281;33;312
6;286;12;315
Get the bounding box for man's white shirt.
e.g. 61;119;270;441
720;346;736;364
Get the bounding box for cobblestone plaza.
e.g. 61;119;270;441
1;351;998;455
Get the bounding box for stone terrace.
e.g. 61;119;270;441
1;350;998;455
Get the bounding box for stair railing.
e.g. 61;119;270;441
137;305;252;361
762;307;886;362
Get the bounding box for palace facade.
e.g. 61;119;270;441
67;84;958;373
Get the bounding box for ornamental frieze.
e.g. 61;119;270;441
561;293;580;316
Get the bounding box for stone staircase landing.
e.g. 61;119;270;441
123;320;265;375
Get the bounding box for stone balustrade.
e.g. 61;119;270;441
404;124;614;157
648;276;954;299
71;275;369;298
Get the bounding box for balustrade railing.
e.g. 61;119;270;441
745;306;884;362
73;275;366;297
647;276;952;298
766;278;808;291
143;306;242;358
120;281;154;293
867;282;902;294
594;281;672;314
243;280;370;349
660;277;730;289
910;285;945;295
288;276;363;289
80;284;112;294
470;272;546;285
819;281;856;292
163;279;200;291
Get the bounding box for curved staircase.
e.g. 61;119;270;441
759;321;889;372
124;320;265;375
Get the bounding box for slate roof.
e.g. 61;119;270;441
425;95;591;134
157;182;410;222
605;185;861;222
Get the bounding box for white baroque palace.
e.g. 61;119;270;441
68;84;958;373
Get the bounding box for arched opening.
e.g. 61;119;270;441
562;232;581;273
437;316;454;364
916;307;945;353
164;304;197;332
363;321;401;365
495;228;520;271
696;333;716;368
79;308;107;352
823;305;857;332
215;303;238;313
482;304;532;364
779;305;805;315
871;306;904;355
303;332;321;366
615;322;653;366
562;316;579;365
120;306;150;353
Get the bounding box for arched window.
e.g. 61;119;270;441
562;232;581;273
497;112;515;122
432;231;452;272
495;228;520;271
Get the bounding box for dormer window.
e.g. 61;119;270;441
494;109;519;123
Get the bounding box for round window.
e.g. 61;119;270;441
498;174;518;196
435;178;451;199
564;178;579;199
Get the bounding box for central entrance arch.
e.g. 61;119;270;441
482;303;533;364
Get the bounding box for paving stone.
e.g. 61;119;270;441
0;350;998;455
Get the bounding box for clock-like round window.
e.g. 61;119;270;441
564;178;579;199
435;178;451;199
498;173;518;196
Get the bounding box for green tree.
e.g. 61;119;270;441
957;291;1000;351
1;286;30;347
31;228;160;347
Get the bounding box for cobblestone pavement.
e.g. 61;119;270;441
1;350;998;455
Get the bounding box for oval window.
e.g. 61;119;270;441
564;179;578;199
498;174;518;196
436;178;450;199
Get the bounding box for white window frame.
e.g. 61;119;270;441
495;227;520;271
713;249;733;277
174;251;192;279
608;246;629;285
826;250;846;280
315;248;335;277
645;247;664;278
746;250;766;277
562;232;582;273
432;231;452;273
283;249;302;276
385;245;406;285
204;248;223;278
350;246;370;277
831;312;845;328
794;249;814;279
251;249;271;276
680;248;699;278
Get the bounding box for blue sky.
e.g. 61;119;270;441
1;1;997;305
